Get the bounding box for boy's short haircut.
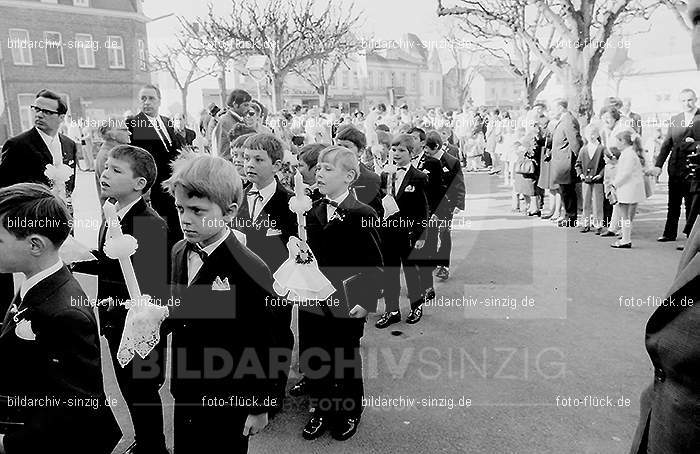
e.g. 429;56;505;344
335;125;367;151
391;134;416;151
425;130;442;150
318;146;359;183
376;130;392;148
298;143;327;168
228;123;257;142
407;127;426;142
376;124;390;132
0;183;71;247
108;145;158;193
231;132;256;149
162;154;243;212
243;133;284;163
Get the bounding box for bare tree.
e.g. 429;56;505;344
438;0;689;123
179;11;240;107
149;30;216;120
207;0;363;111
442;24;482;107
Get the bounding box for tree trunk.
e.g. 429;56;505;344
565;71;594;127
217;63;227;107
180;87;189;122
272;73;284;112
318;86;328;112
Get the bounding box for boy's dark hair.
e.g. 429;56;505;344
376;124;390;132
0;183;71;247
408;127;426;143
298;143;327;168
228;123;257;142
227;89;252;107
108;145;158;193
243;133;284;163
335;125;367;151
391;134;415;150
36;89;68;115
425;130;443;151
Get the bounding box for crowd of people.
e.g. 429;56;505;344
0;74;698;454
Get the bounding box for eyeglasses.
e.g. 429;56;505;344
246;111;257;117
31;105;60;116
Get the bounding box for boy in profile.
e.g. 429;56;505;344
0;183;120;454
335;125;384;217
162;154;275;454
301;145;383;441
72;144;169;454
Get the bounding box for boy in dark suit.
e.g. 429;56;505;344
0;183;121;454
162;154;276;454
298;143;326;202
424;131;466;281
335;125;385;218
237;133;297;409
575;125;605;234
301;146;383;441
71;145;169;454
408;127;442;303
375;134;430;328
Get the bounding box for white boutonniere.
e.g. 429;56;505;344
685;137;695;143
442;166;450;173
405;185;416;193
421;168;430;174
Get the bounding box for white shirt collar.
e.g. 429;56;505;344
20;259;63;300
36;127;58;142
433;149;444;161
116;197;142;220
201;228;230;255
250;179;277;203
328;189;350;206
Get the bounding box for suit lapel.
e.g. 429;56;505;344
173;243;189;286
29;127;53;163
396;167;414;199
0;293;21;338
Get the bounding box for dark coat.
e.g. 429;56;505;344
305;193;383;317
550;112;582;185
0;267;121;454
167;233;276;411
380;166;430;242
655;110;700;182
413;153;443;215
436;151;466;217
629;220;700;454
352;163;384;219
0;127;77;194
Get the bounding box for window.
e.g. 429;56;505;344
137;39;147;71
401;72;407;88
378;71;384;89
411;74;417;91
368;71;374;89
75;33;95;68
429;80;434;96
107;36;124;68
8;29;32;65
352;71;358;89
342;71;349;88
73;0;89;6
44;32;64;66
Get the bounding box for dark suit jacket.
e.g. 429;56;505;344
0;267;121;454
167;233;275;412
629;219;700;454
305;194;383;316
236;179;297;275
380;166;429;242
655;110;700;181
0;127;77;194
436;151;466;217
575;144;605;184
414;153;443;215
351;163;384;219
550;111;582;185
127;112;182;227
71;198;169;331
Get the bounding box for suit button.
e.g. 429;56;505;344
654;368;665;382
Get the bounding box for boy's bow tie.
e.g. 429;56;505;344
186;242;208;261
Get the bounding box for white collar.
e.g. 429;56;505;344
328;189;350;207
116;197;142;220
191;228;230;257
20;258;63;300
36;127;58;143
250;179;276;201
433;149;444;161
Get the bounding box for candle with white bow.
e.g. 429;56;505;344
102;201;141;299
290;170;312;242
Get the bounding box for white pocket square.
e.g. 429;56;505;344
443;167;450;172
266;228;282;236
405;185;415;193
422;169;430;174
212;276;231;291
685;137;695;143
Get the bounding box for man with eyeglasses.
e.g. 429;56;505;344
0;88;77;320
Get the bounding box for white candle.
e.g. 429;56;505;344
293;170;307;242
103;201;142;300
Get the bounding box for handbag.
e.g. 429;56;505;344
644;175;655;198
515;157;536;175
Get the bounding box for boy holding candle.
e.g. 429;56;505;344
71;144;169;454
375;134;430;328
301;145;383;441
0;183;121;454
239;133;297;412
162;154;276;454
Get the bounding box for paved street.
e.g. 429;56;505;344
69;169;679;454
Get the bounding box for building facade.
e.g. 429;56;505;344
0;0;150;143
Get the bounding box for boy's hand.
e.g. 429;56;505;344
243;412;268;437
97;297;119;312
414;239;425;249
579;174;585;181
349;305;368;318
0;434;6;454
